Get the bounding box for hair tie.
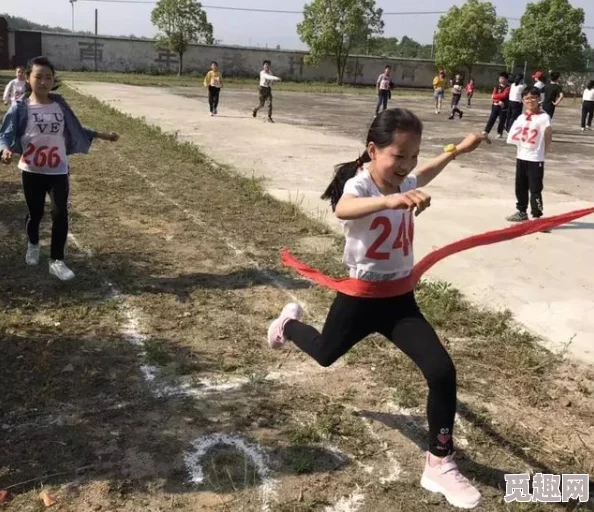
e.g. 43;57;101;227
355;158;364;169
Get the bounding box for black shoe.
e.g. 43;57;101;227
506;211;528;222
448;115;454;120
252;109;257;118
267;117;275;123
459;111;464;119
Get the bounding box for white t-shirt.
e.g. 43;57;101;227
377;73;391;91
259;70;280;88
3;79;27;104
341;168;417;281
18;102;69;175
583;88;594;102
509;83;526;102
506;111;551;163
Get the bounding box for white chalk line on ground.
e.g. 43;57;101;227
184;433;277;512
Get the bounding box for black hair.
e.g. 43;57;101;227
499;71;509;80
321;108;423;211
587;80;594;90
385;65;392;69
263;59;271;66
550;71;560;82
211;60;219;66
25;56;60;91
521;86;542;98
513;73;524;85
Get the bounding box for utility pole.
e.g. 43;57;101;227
70;0;77;32
94;9;98;71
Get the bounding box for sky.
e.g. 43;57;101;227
3;0;593;49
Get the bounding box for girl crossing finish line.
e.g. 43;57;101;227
268;108;489;510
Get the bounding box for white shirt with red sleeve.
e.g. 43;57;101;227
506;111;551;162
341;168;417;281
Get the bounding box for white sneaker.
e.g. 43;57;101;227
49;260;75;281
25;243;40;266
581;128;586;132
267;303;304;349
421;452;481;509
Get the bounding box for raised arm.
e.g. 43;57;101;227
414;133;489;188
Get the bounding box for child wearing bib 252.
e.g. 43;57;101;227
267;108;489;510
505;86;552;223
0;56;119;281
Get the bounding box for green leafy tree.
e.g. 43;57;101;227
503;0;587;71
151;0;214;75
434;0;507;75
297;0;384;84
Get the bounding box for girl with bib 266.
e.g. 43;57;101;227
0;57;119;281
267;109;488;510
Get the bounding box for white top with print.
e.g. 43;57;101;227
3;79;27;104
18;102;69;175
341;168;417;281
507;111;551;163
377;73;391;91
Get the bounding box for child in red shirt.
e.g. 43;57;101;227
482;72;510;139
465;79;475;107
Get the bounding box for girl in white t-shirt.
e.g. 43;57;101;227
3;66;27;106
0;57;119;281
267;109;488;510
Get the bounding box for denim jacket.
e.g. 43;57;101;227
0;93;97;155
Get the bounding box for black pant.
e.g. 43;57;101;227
208;86;220;113
22;171;69;260
506;101;523;132
254;86;273;118
484;104;508;135
466;93;473;107
376;90;389;114
515;159;544;217
284;291;457;457
543;103;556;119
450;94;462;117
581;100;594;128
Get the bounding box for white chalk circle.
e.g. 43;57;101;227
184;433;277;512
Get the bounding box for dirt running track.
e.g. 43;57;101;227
71;82;594;364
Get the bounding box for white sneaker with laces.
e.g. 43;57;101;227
25;243;40;266
267;303;304;349
49;260;75;281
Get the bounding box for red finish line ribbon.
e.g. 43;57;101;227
281;207;594;299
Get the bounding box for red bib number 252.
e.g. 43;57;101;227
22;144;62;169
365;215;414;260
511;126;539;145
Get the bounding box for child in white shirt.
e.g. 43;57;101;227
252;60;281;123
3;66;27;106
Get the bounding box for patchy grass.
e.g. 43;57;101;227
1;86;593;511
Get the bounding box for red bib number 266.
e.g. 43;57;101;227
365;215;414;260
21;144;62;169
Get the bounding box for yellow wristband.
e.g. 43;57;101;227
443;144;457;158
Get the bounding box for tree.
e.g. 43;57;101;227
434;0;507;76
503;0;587;72
151;0;214;75
297;0;384;84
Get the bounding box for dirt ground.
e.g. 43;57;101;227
70;82;594;364
1;79;593;512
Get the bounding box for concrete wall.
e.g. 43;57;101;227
10;30;507;88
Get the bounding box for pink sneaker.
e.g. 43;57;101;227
420;452;481;509
267;303;304;349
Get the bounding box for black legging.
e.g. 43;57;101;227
208;86;221;113
506;100;523;132
284;291;457;457
581;100;594;129
22;171;69;260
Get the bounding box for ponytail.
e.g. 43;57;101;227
321;108;423;212
321;151;370;211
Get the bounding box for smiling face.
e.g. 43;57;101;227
522;92;540;112
368;131;421;189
